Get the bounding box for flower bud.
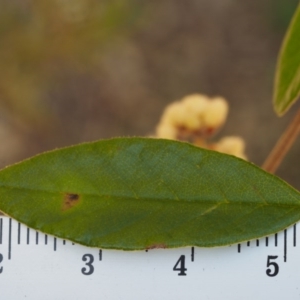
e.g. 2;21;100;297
214;136;246;159
156;123;177;140
202;97;228;128
160;102;186;125
182;94;209;113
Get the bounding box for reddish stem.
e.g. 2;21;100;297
262;108;300;174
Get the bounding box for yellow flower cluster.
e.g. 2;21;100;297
156;94;228;139
155;94;247;160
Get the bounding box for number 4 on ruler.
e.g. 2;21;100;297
173;255;187;276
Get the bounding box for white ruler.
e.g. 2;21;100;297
1;216;300;300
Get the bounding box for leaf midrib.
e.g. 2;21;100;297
0;183;300;208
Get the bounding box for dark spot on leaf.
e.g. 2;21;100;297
146;243;167;250
68;193;79;200
62;193;80;211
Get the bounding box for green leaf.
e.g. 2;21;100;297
274;3;300;115
0;137;299;250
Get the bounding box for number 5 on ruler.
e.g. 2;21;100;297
266;255;279;277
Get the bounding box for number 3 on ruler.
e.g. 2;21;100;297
81;254;94;275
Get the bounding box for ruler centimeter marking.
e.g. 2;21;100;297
0;217;297;264
26;227;29;244
284;229;287;262
8;218;11;259
17;223;20;244
0;217;2;244
191;246;195;261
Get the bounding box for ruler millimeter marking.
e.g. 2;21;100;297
1;217;300;300
236;226;294;263
1;217;295;262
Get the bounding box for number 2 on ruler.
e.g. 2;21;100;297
0;253;3;273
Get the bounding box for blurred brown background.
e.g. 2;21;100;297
0;0;299;189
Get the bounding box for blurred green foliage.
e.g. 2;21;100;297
269;0;299;32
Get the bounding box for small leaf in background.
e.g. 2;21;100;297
274;3;300;115
0;138;299;250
